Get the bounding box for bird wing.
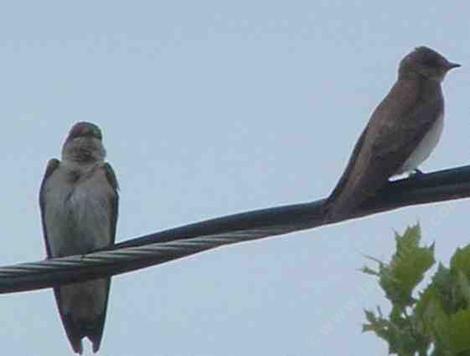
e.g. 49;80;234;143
86;162;119;353
103;162;119;244
39;158;61;258
39;159;83;353
327;78;443;217
39;159;84;353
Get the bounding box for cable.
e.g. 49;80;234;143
1;164;470;294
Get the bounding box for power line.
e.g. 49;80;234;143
1;164;470;294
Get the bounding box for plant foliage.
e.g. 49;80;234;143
363;225;470;355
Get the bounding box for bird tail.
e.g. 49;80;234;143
323;189;357;221
59;311;107;354
54;278;111;354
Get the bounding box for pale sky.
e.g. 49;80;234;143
1;1;470;355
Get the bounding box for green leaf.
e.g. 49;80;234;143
362;309;384;333
361;225;470;355
379;225;435;310
428;264;455;314
447;310;470;354
451;245;470;277
362;308;418;355
360;266;379;276
450;246;470;312
415;285;451;348
457;270;470;306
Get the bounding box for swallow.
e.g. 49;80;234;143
39;122;118;354
326;46;460;218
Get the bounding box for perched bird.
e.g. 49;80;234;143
39;122;118;354
326;46;460;218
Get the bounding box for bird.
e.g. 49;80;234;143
326;46;460;219
39;122;119;354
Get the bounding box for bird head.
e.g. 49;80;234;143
399;46;460;82
62;122;106;163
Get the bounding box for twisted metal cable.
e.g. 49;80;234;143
0;226;301;294
1;164;470;294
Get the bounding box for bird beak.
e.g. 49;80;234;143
446;62;461;70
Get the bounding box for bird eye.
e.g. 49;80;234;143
421;56;438;67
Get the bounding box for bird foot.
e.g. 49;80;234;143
409;169;424;178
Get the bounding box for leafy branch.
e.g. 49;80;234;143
363;225;470;355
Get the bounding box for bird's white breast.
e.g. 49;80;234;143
397;112;444;174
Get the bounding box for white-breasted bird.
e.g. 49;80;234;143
326;47;460;218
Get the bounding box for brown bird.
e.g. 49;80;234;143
326;46;459;219
39;122;118;354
